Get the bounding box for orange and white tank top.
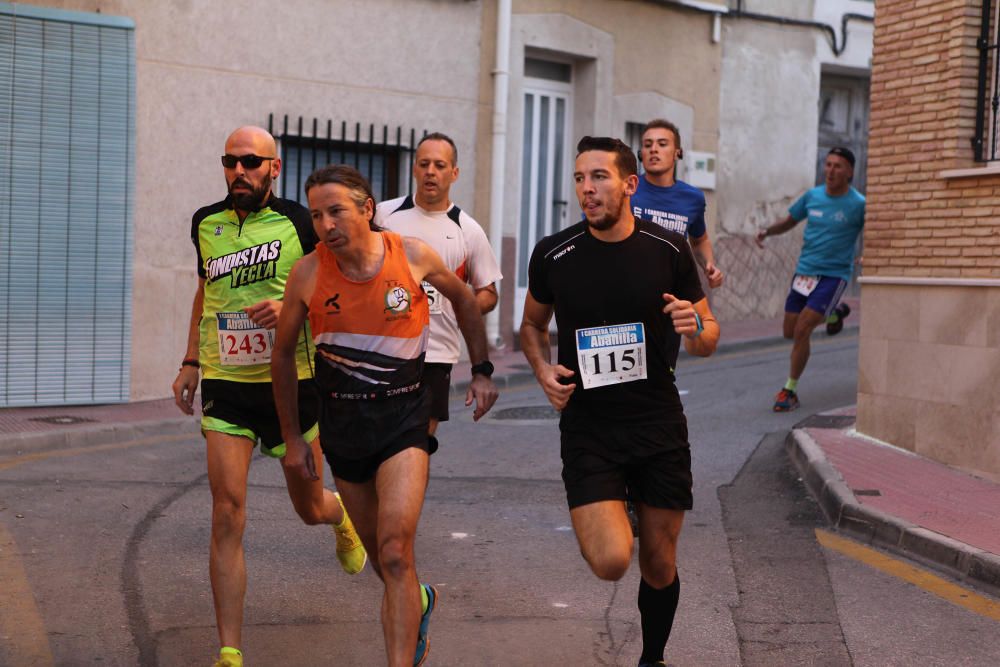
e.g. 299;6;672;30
308;231;429;400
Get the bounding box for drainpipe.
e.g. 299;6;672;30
486;0;511;349
666;0;727;43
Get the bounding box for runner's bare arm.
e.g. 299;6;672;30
520;292;576;411
690;233;724;288
171;278;205;415
405;237;499;421
755;214;798;247
474;283;498;314
272;255;319;480
662;294;719;357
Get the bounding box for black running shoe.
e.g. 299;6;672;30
826;303;851;335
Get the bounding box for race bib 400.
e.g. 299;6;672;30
575;322;647;390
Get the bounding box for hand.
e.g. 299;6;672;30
704;262;724;289
754;229;767;249
662;293;700;338
282;435;319;481
536;363;576;411
466;374;499;421
244;299;282;328
171;366;199;415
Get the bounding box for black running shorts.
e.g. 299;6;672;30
200;379;319;458
422;362;452;422
560;422;693;510
319;388;431;484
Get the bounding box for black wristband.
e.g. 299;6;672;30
181;358;200;369
470;360;494;378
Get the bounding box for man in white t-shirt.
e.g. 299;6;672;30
375;132;502;452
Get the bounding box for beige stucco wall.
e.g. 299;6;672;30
479;0;722;345
510;0;722;223
857;283;1000;479
17;0;485;400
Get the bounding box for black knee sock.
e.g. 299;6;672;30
638;574;680;664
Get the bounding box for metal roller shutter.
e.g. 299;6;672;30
0;3;135;406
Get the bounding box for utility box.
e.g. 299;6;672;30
685;151;716;190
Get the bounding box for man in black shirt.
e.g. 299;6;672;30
520;136;719;667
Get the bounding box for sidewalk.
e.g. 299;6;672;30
787;410;1000;593
14;296;1000;596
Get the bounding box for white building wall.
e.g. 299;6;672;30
814;0;875;72
13;0;485;400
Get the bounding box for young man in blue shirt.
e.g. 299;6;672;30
755;147;865;411
633;119;724;288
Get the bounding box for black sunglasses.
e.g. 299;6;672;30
221;154;276;169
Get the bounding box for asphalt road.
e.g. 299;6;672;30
2;335;998;666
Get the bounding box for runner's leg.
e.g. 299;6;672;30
335;477;381;578
782;311;798;339
374;446;429;666
205;431;255;651
635;505;685;664
789;307;826;380
569;500;635;581
281;436;343;525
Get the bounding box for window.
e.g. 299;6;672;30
269;116;422;204
974;0;1000;161
0;5;135;407
525;56;572;83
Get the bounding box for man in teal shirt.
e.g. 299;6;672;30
755;147;865;411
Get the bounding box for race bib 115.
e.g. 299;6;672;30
575;322;647;390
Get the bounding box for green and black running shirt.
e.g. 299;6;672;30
191;194;317;382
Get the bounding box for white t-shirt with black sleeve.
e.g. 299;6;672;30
527;219;704;431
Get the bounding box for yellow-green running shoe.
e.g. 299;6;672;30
212;649;242;667
332;492;367;574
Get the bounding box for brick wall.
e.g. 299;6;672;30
865;0;1000;278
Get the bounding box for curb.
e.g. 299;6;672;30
0;417;201;457
786;428;1000;594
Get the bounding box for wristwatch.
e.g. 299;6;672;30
470;360;495;378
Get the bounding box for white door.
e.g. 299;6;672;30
515;79;573;327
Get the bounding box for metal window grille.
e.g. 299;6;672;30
974;0;999;161
269;115;424;204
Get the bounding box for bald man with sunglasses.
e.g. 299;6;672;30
171;126;367;667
